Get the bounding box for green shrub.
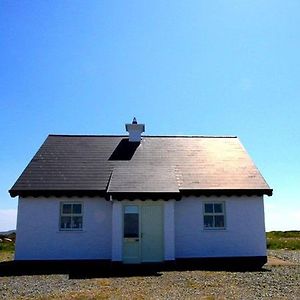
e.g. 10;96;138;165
0;241;15;252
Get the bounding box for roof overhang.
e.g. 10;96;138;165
179;189;273;197
9;189;107;198
108;192;181;201
10;188;272;199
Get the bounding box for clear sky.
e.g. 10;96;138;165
1;1;299;231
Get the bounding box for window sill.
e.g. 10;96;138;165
57;230;85;233
202;228;227;231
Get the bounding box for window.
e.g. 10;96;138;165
203;202;225;229
60;203;83;230
124;205;139;238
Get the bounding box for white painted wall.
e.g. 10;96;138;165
15;195;266;260
15;197;112;260
175;196;266;258
164;200;175;260
111;201;122;261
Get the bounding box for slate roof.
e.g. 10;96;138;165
9;135;272;198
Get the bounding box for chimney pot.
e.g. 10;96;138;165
125;118;145;142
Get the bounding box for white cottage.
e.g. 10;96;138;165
10;119;272;267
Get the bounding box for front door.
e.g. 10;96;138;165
123;203;164;263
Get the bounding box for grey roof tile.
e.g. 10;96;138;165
108;166;180;193
9;135;272;197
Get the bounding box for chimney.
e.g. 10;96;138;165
125;117;145;142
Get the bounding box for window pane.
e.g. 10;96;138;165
125;206;138;214
204;203;213;213
204;215;214;228
60;216;71;229
215;215;225;228
214;203;223;213
124;213;139;238
72;216;83;229
62;204;72;214
72;204;82;214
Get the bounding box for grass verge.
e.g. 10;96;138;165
0;235;15;262
267;231;300;250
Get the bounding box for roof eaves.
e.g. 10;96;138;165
179;188;273;197
9;189;107;198
108;191;181;201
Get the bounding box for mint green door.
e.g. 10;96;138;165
141;205;164;262
123;203;164;263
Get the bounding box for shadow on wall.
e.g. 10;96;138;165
0;258;268;279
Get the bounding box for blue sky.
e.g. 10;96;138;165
1;1;299;231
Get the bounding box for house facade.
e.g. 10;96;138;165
10;120;272;266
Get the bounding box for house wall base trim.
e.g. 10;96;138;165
175;256;267;269
1;256;267;276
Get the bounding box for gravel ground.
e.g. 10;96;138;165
268;250;300;264
0;251;299;300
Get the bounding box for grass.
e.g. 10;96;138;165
0;242;14;262
267;231;300;250
0;241;15;252
0;251;14;262
0;233;15;262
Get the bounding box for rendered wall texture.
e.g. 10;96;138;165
15;197;112;260
111;201;122;261
15;195;266;260
175;196;266;258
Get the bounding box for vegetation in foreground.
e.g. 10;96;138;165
0;232;15;262
267;231;300;250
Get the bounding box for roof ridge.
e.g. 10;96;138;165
48;134;237;138
144;135;237;138
48;134;126;137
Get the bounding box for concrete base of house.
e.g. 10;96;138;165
0;256;267;277
174;256;267;270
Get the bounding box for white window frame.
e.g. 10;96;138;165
203;202;226;230
59;202;83;231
